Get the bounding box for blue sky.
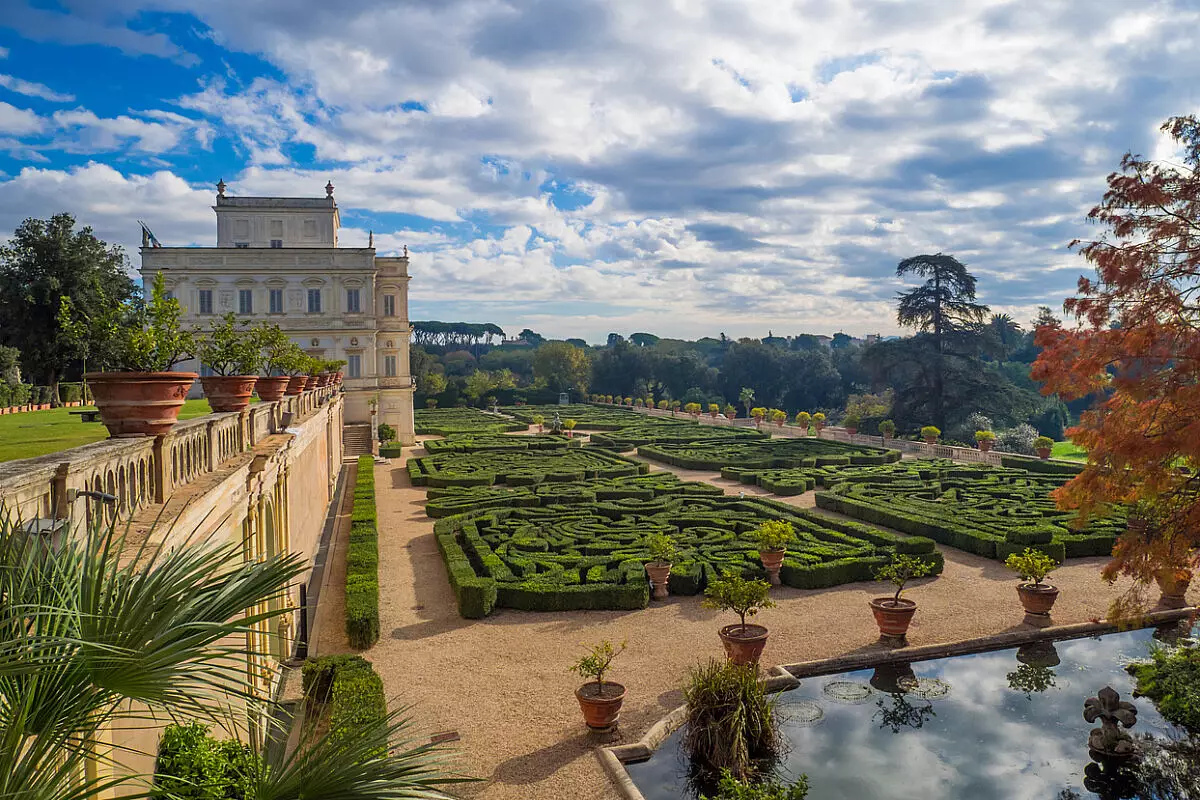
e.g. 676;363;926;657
1;0;1198;343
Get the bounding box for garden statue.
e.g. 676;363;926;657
1084;686;1138;762
550;412;563;434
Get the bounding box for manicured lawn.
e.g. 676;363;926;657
0;399;221;463
1052;440;1087;460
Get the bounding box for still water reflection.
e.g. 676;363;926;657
625;623;1194;800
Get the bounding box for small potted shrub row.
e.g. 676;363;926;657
976;429;997;452
878;419;896;440
842;413;861;435
812;412;826;433
1035;435;1054;459
794;411;811;434
921;425;940;445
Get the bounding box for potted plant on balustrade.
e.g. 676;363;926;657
921;425;941;445
194;313;259;413
570;640;627;731
842;413;861;435
703;572;776;665
723;404;736;422
1035;435;1054;459
750;407;766;430
686;402;702;418
794;411;811;435
325;359;347;387
812;412;826;435
67;273;197;438
869;554;935;643
280;345;314;395
770;409;787;428
879;419;896;440
976;429;997;452
709;403;720;419
644;532;678;600
1005;547;1060;619
252;324;293;401
754;520;794;586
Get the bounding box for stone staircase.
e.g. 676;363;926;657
343;423;373;457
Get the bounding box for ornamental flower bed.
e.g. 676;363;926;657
431;483;942;618
814;461;1124;561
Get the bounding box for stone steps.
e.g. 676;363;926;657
343;424;372;457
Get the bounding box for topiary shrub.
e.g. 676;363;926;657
154;721;259;799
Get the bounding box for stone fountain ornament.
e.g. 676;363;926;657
550;412;563;434
1084;686;1138;762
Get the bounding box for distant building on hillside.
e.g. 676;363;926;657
139;180;415;443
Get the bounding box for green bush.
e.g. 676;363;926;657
377;422;396;443
60;382;82;403
700;770;810;800
379;443;403;458
153;722;259;799
301;654;387;744
684;659;779;781
345;455;380;648
301;653;372;701
1127;643;1200;734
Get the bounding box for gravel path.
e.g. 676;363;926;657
347;442;1191;800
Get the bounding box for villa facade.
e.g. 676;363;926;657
139;181;415;443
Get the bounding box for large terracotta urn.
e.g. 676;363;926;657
200;375;258;413
256;375;290;402
285;376;307;395
718;623;769;665
86;371;197;437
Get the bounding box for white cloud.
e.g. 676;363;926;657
0;74;73;102
0;101;43;136
0;47;9;59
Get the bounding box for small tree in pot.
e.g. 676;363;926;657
569;640;627;731
278;343;313;395
255;323;293;401
68;272;196;437
531;413;545;433
709;403;720;418
723;404;736;421
1005;548;1060;619
812;412;826;434
794;411;811;435
1034;435;1054;459
563;418;577;438
754;520;793;586
870;554;935;643
878;419;896;440
195;313;259;412
842;413;861;435
750;407;766;430
976;430;997;452
921;425;941;445
703;572;775;665
770;409;787;428
644;532;678;600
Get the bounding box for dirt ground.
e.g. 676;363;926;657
314;438;1193;800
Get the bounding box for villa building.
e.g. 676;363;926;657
139;180;415;443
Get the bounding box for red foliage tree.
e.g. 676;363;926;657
1032;116;1200;615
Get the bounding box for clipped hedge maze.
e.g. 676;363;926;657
415;407;526;435
423;433;579;454
408;447;649;488
815;462;1123;561
505;403;763;451
433;488;943;618
640;437;902;471
720;459;971;496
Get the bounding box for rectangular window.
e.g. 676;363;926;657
234;219;250;239
383;294;396;316
303;219;317;238
269;289;284;314
238;289;253;314
346;288;361;313
198;289;213;315
384;355;397;377
270;219;284;238
307;289;322;313
347;354;361;379
270;239;283;249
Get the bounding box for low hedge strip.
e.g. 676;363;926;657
639;437;901;472
345;455;380;648
408;447;649;488
302;654;386;742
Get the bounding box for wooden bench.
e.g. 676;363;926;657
69;410;102;423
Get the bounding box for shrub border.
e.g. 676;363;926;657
345;455;380;648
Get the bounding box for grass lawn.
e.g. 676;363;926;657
1052;440;1087;461
0;399;222;463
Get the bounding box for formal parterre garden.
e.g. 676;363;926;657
414;407;527;435
406;405;1120;618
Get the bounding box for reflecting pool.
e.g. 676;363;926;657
625;623;1196;800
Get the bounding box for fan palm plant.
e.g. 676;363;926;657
0;507;465;800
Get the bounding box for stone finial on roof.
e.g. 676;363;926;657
325;180;335;198
368;230;374;248
403;244;408;257
216;178;226;197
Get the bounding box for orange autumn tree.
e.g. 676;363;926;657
1032;115;1200;615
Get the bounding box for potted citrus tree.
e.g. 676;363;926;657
870;554;934;642
709;403;720;419
254;323;292;401
532;414;545;433
879;419;896;440
842;413;861;435
723;404;736;422
563;418;577;438
74;273;196;437
703;572;775;665
975;430;997;451
812;412;826;434
570;640;627;731
1006;548;1060;617
795;411;811;435
194;313;259;412
921;425;941;445
1035;435;1054;459
644;532;677;600
280;343;313;395
770;409;787;428
750;407;766;430
754;520;793;586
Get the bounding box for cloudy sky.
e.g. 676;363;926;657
0;1;1197;342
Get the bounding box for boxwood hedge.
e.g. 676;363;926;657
431;487;942;618
639;437;902;471
423;433;580;454
415;407;527;435
814;461;1122;561
345;455;380;648
504;404;765;451
408;447;649;488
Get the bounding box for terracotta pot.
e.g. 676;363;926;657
870;662;917;693
978;439;993;452
335;371;344;384
718;623;769;665
924;436;937;445
85;371;197;438
882;432;894;440
1037;447;1051;460
1155;569;1192;608
869;597;917;640
575;682;626;730
846;426;858;435
200;375;258;413
285;376;307;395
645;562;672;600
1017;583;1059;616
759;549;786;586
256;375;291;402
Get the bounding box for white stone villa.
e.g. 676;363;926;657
140;180;415;444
